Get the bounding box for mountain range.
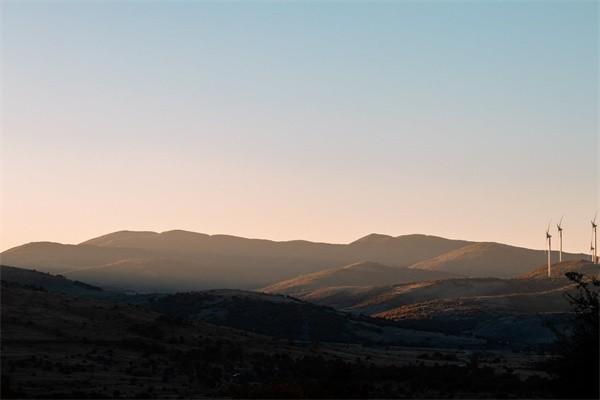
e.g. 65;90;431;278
0;230;587;291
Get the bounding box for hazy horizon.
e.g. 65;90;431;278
1;1;598;253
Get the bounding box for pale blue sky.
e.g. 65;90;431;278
1;1;598;252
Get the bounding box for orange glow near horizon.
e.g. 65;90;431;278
1;1;598;254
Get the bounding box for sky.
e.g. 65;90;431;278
1;0;598;253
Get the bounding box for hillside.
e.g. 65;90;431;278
0;265;477;348
0;242;152;275
408;242;584;278
263;260;591;316
375;286;574;321
261;261;460;297
1;280;260;398
519;259;599;279
372;286;577;344
262;263;594;346
1;280;555;398
261;259;591;346
296;277;568;315
346;234;471;266
1;265;103;294
140;289;480;347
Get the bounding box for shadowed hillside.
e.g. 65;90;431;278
141;289;481;347
371;285;577;344
0;265;103;295
0;266;479;348
2;280;559;399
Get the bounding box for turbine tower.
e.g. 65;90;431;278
591;236;595;263
556;217;563;263
546;223;552;277
592;213;598;264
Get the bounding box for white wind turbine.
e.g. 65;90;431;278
556;217;563;263
592;213;598;264
546;222;552;278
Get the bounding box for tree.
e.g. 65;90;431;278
548;272;599;399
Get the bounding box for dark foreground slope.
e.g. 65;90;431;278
1;280;561;399
0;265;478;348
140;290;480;347
0;265;117;299
0;264;583;347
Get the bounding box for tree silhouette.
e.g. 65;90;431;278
548;272;599;399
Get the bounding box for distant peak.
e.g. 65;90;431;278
350;233;394;245
160;230;208;237
395;233;434;239
394;233;462;242
79;230;158;246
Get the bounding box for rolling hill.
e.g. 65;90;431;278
293;277;571;316
261;261;460;297
374;286;574;321
262;260;598;315
370;284;581;344
520;259;599;279
408;242;585;278
140;289;481;347
0;265;479;347
0;265;104;295
263;262;599;345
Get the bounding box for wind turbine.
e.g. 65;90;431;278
592;213;598;264
546;222;552;277
556;217;563;263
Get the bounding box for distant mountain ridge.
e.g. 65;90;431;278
0;230;588;291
